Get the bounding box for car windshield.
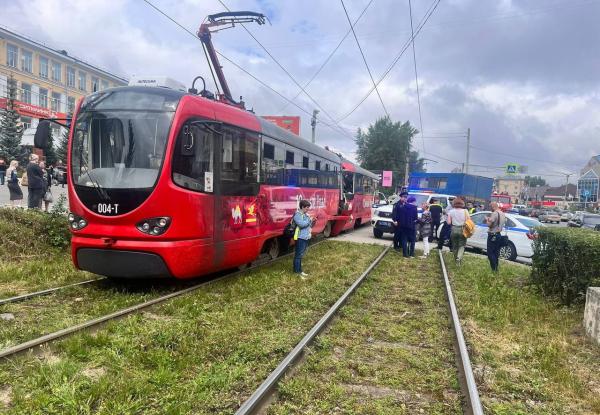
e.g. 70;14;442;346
409;194;430;206
517;217;543;228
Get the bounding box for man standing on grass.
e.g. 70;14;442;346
392;192;408;252
429;198;443;240
484;202;506;272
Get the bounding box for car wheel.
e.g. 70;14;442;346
499;242;517;261
373;228;384;239
323;221;333;238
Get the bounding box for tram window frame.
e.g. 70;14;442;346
171;120;215;193
315;160;321;171
263;142;275;160
220;126;260;196
302;156;309;168
285;150;295;166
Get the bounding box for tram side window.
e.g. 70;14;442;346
343;172;353;193
221;127;259;195
262;140;284;185
302;156;309;168
172;123;213;192
354;174;364;194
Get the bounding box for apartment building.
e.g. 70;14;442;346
0;26;127;144
495;176;526;203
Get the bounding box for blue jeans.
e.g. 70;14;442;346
400;227;415;257
0;171;5;185
293;238;309;273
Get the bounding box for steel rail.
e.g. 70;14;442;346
438;250;484;415
0;278;106;306
0;239;325;360
235;245;390;415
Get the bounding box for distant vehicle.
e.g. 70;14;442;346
560;211;573;222
518;207;532;217
463;211;544;261
580;214;600;230
490;193;512;212
53;166;67;185
512;204;526;210
371;192;455;239
408;172;493;205
568;212;584;227
538;211;562;224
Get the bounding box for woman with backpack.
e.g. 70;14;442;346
6;160;23;206
446;197;470;264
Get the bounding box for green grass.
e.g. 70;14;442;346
0;241;383;414
267;252;462;415
445;253;600;414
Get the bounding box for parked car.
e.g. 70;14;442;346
560;211;573;222
568;212;584;227
580;214;600;230
464;212;544;261
538;211;562;223
518;208;532;217
529;209;543;218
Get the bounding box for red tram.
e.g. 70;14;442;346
35;11;379;279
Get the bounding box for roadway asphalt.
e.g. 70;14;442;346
0;181;69;208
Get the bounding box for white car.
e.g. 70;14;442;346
466;211;544;260
371;192;455;238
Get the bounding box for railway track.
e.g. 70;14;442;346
0;239;325;360
0;278;105;306
235;248;484;415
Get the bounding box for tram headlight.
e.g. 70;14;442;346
136;217;171;236
68;212;88;231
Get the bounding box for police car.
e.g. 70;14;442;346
465;211;544;260
371;192;455;238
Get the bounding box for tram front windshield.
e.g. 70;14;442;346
71;88;180;215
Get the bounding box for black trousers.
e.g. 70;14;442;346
432;220;441;239
393;227;404;250
400;227;415;257
487;232;503;272
438;222;452;250
28;188;43;209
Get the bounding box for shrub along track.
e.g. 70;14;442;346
0;241;384;414
238;250;483;415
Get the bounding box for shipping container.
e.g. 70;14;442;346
408;172;493;203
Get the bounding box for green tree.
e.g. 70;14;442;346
525;175;546;187
355;116;424;190
0;74;24;161
44;127;58;166
55;116;70;165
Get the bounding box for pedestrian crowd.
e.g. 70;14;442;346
0;156;60;211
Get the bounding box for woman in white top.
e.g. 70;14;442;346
446;197;469;264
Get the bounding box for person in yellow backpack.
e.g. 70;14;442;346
292;199;314;279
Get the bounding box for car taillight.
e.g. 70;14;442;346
526;231;538;240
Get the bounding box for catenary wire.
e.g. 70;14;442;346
140;0;357;140
408;0;425;154
340;0;389;117
279;0;375;113
337;0;441;122
217;0;357;141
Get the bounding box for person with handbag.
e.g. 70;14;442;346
446;197;470;265
6;160;23;206
292;199;314;279
484;202;506;272
26;154;45;210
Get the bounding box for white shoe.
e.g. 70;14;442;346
300;272;309;278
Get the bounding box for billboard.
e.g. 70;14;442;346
382;170;393;187
261;115;300;135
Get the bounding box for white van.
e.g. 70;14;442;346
371;192;455;238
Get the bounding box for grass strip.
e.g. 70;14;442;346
445;253;600;414
0;241;382;414
268;252;462;415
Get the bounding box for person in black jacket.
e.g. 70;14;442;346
429;198;443;240
26;154;45;209
399;196;419;257
392;192;408;252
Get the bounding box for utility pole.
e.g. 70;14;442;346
564;173;572;203
404;141;410;187
465;127;471;174
311;109;319;143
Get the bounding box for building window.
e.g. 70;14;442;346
285;150;294;165
52;61;61;82
67;96;75;113
20;116;32;131
302;156;309;168
51;92;61;112
21;50;33;73
101;80;109;90
21;83;32;104
78;71;87;91
91;77;99;92
7;44;18;68
39;56;49;78
39;88;48;108
67;67;75;88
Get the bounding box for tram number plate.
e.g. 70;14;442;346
96;203;119;215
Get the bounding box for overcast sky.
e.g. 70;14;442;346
3;0;599;185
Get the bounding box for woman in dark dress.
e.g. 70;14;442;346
6;160;23;206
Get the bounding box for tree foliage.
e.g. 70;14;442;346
355;116;424;190
55;115;70;165
0;74;25;162
525;175;546;187
44;127;58;166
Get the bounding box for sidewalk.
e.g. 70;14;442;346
0;182;69;209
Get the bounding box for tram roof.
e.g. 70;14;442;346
342;160;379;180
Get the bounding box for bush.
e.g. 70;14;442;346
0;207;70;262
531;227;600;305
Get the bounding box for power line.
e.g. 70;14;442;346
337;0;441;122
469;145;580;168
339;0;389;117
279;0;375;113
408;0;425;154
140;0;355;140
216;0;356;141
